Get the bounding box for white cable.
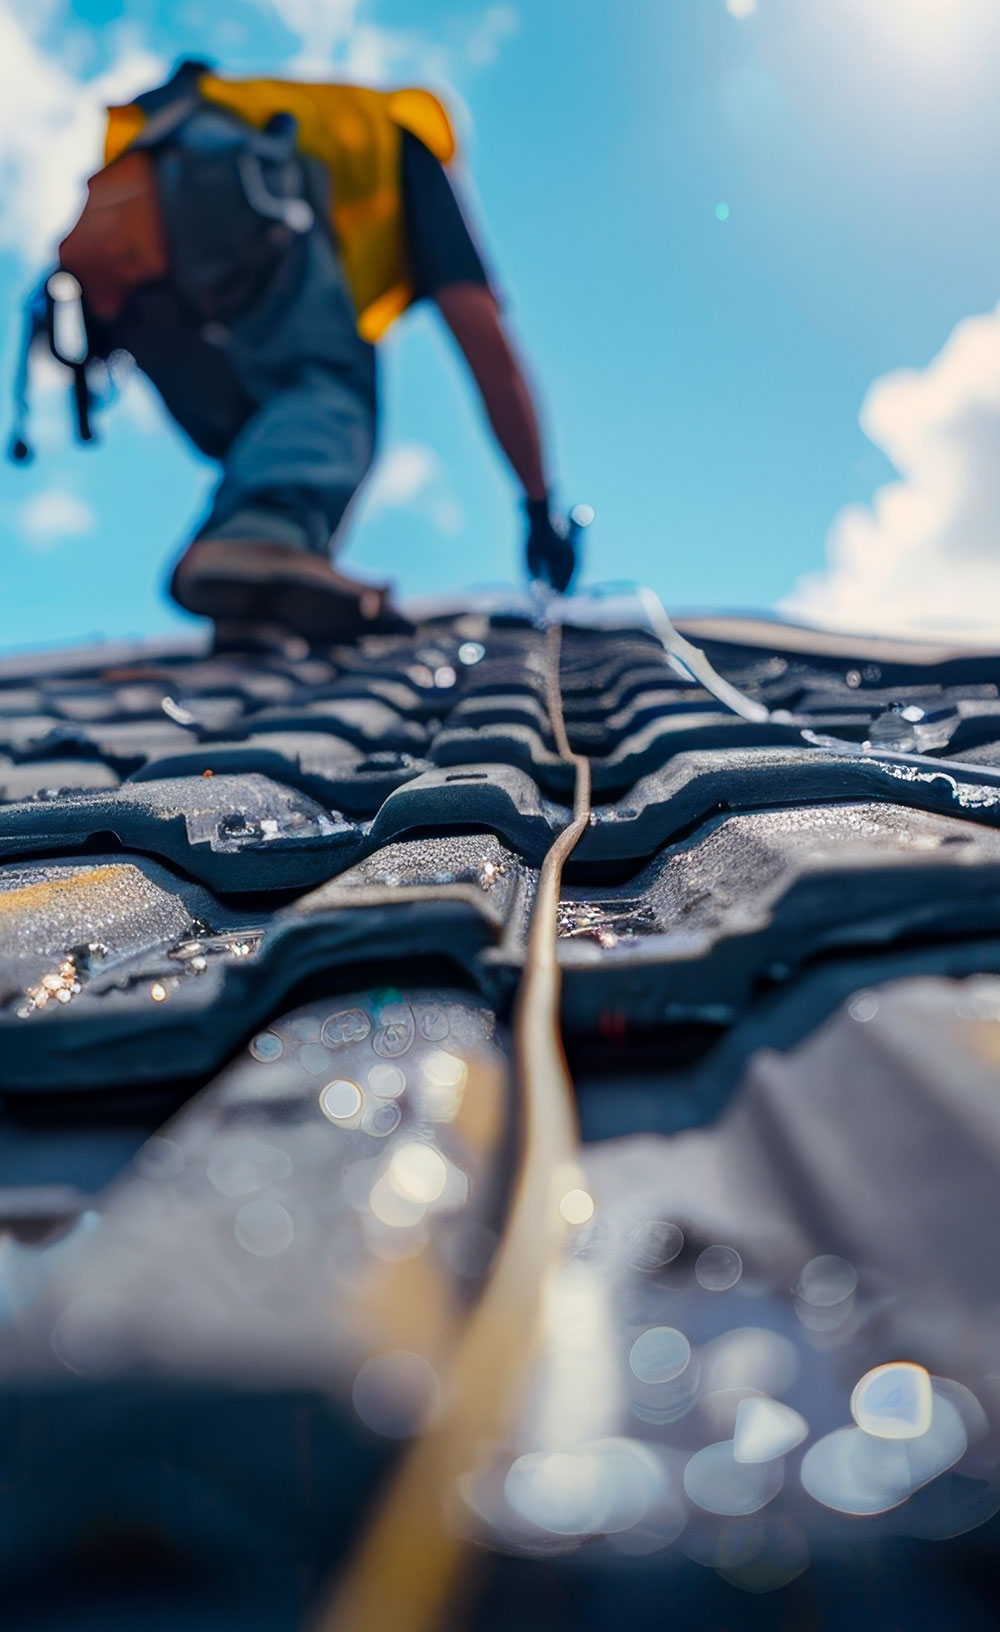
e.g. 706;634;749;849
636;586;770;724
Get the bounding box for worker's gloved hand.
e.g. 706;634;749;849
524;497;577;594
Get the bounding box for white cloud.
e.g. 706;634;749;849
0;4;164;265
0;1;517;264
726;0;757;18
431;496;465;536
362;442;465;534
253;0;517;89
118;371;167;435
781;301;1000;641
253;0;364;75
466;5;520;67
365;442;441;511
251;0;430;81
18;488;96;546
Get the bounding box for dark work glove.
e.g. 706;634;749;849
524;497;577;594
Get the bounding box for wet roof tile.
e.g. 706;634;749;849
5;605;1000;1626
0;772;359;892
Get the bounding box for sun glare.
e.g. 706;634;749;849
820;0;997;90
865;0;976;50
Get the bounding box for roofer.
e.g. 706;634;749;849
10;59;578;643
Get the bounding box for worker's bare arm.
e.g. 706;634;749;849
434;283;549;503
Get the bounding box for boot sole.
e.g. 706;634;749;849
171;549;410;644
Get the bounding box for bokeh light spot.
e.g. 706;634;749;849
696;1244;743;1291
320;1078;364;1123
560;1188;596;1225
629;1326;691;1384
851;1361;933;1440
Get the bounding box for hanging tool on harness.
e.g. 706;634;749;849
6;64;318;468
8;271;93;464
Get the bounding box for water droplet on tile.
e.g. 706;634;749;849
734;1397;808;1463
321;1008;371;1049
683;1440;784;1516
625;1220;684;1271
300;1042;336;1076
851;1362;933;1440
797;1254;858;1308
389;1142;448;1204
369;1101;402;1137
368;1173;426;1228
418;1004;450;1041
695;1245;742;1291
319;1079;364;1122
249;1031;283;1063
560;1188;595;1226
801;1426;912;1515
629;1326;691;1385
368;1063;406;1098
234;1199;294;1257
373;1002;415;1058
504;1450;606;1536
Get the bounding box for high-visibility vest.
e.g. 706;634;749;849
104;75;457;343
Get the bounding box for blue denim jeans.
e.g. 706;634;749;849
196;224;378;557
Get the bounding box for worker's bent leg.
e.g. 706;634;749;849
170;373;395;641
198;368;377;555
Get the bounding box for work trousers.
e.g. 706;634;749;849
114;220;379;558
199;224;379;556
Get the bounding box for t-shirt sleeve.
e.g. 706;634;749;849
400;129;491;300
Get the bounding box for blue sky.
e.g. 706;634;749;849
2;0;1000;649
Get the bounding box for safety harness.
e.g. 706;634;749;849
9;60;456;464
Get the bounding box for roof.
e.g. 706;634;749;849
2;603;1000;1629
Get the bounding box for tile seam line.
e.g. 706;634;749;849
315;620;591;1632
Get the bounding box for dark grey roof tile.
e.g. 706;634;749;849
0;988;509;1384
0;757;120;801
0;689;46;717
432;721;574;798
0;854;226;1011
0;838;520;1091
577;745;1000;865
130;733;429;816
0;716;65;753
13;718;198;773
368;763;564;862
553;801;1000;1031
0;773;359;892
226;697;428;751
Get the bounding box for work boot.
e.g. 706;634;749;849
169;537;412;645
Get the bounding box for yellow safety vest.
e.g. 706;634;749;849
104;76;457;343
